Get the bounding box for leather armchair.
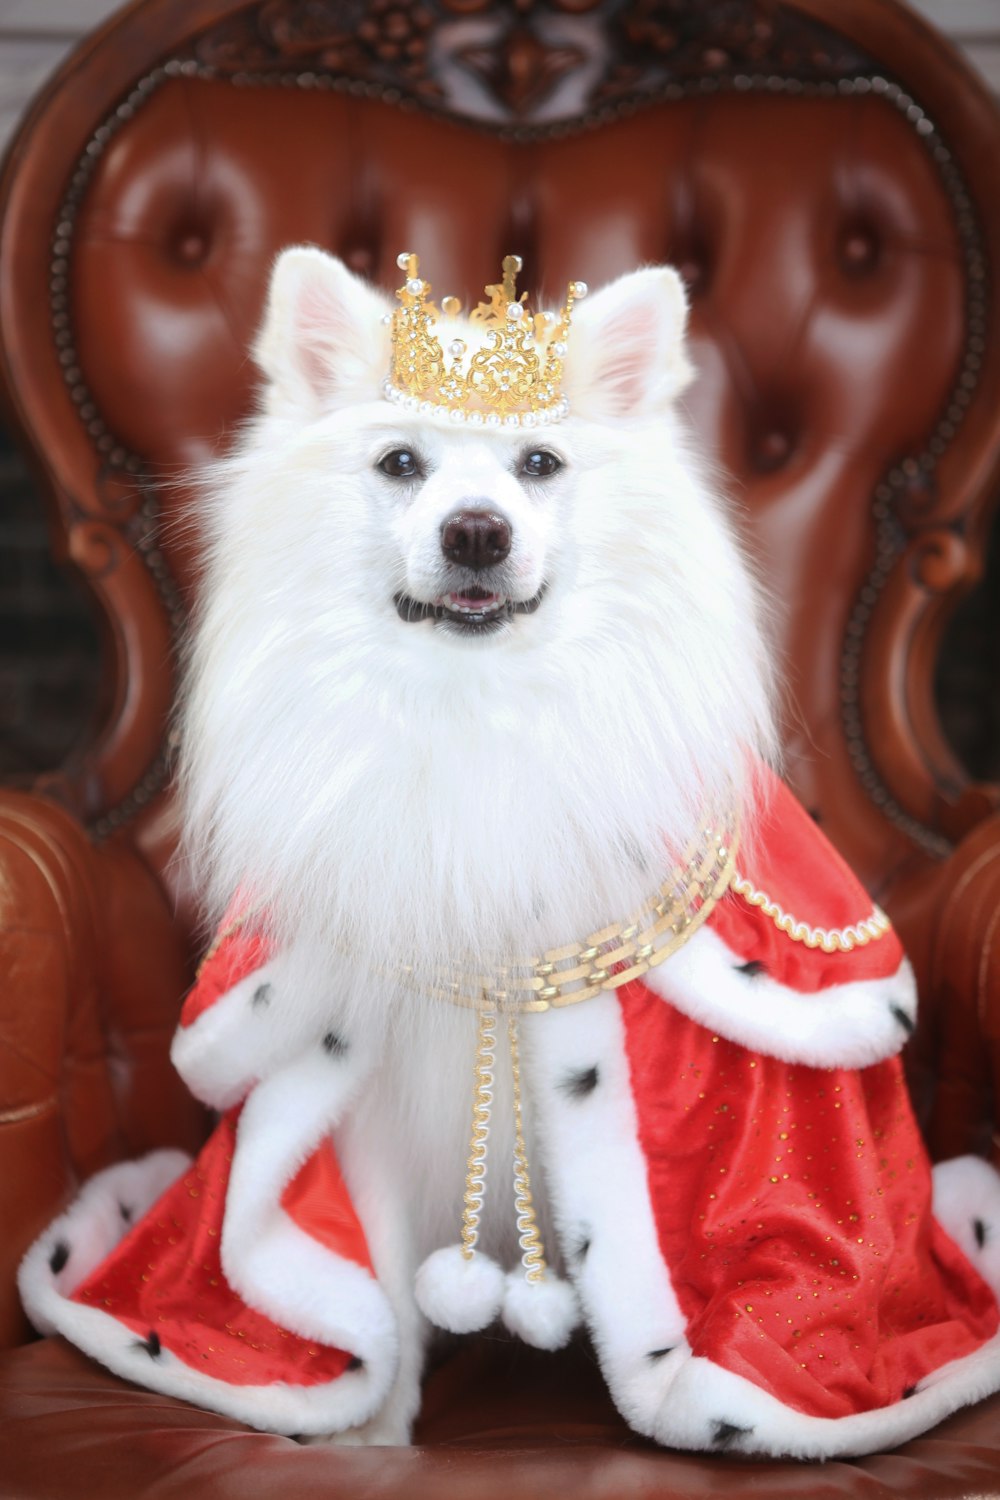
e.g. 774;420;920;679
3;0;1000;1493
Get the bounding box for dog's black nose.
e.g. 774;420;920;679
440;509;512;570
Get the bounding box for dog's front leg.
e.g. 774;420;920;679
302;1092;432;1447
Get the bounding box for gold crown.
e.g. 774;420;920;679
382;252;587;427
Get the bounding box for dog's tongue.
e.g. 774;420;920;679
443;589;504;615
451;593;498;607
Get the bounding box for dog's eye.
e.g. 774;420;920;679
377;449;422;479
521;450;562;479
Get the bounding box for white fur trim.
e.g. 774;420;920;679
19;1099;396;1437
526;996;690;1431
645;1333;1000;1459
220;1045;398;1430
170;951;357;1110
933;1156;1000;1295
19;1152;189;1336
501;1269;579;1350
414;1244;505;1333
645;924;916;1067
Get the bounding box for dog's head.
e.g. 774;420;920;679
248;247;697;654
183;249;774;968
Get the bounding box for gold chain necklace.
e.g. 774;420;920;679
399;818;737;1013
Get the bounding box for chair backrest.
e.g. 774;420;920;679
2;0;999;971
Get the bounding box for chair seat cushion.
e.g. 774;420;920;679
2;1335;999;1498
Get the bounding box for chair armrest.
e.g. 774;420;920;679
924;813;1000;1165
0;789;205;1348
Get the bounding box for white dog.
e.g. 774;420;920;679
21;250;1000;1459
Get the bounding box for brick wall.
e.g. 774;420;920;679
1;1;999;782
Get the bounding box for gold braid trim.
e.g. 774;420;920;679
730;874;891;953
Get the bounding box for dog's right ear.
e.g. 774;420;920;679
253;247;391;419
564;266;694;422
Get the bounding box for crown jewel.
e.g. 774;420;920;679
382;252;587;427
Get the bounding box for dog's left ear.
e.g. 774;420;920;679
564;266;693;421
253;246;391;419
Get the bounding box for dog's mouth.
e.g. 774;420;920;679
394;585;546;633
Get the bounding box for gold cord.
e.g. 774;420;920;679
730;873;891;953
460;1008;497;1261
507;1013;546;1284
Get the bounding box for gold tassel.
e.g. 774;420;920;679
460;1007;497;1261
507;1013;546;1284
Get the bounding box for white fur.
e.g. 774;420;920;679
180;249;777;1028
645;925;917;1067
565;265;694;419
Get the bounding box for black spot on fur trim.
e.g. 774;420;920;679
890;1004;915;1036
576;1234;591;1261
119;1201;132;1222
346;1355;364;1372
974;1218;988;1250
136;1331;161;1358
322;1031;348;1057
902;1384;918;1399
646;1347;674;1361
252;983;273;1008
561;1065;599;1099
711;1419;752;1451
49;1241;69;1274
737;960;765;978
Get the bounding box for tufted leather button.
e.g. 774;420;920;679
678;257;705;295
840;226;879;275
753;427;793;472
174;231;208;267
344;245;375;275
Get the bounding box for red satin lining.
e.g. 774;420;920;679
281;1138;373;1272
72;1110;354;1388
181;929;274;1028
619;980;999;1418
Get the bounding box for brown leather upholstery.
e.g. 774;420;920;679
2;0;1000;1492
0;791;204;1347
4;1335;1000;1499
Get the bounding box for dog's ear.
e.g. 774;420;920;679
564;266;693;421
253;247;391;418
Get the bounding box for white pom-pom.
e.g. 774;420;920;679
501;1269;580;1350
414;1245;505;1334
